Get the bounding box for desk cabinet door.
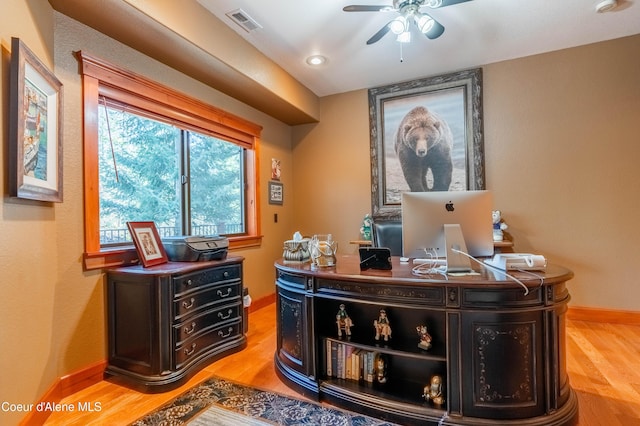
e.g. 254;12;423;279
276;286;310;376
460;310;545;419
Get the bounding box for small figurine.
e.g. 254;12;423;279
336;304;353;337
360;214;373;241
374;353;387;384
492;210;508;242
374;309;391;341
423;375;445;407
416;325;432;350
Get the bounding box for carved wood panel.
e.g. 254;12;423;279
461;312;545;419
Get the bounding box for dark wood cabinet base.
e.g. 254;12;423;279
106;258;246;392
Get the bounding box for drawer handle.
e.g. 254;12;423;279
182;298;195;309
184;322;196;335
217;288;232;298
218;309;233;320
184;343;196;356
223;271;230;278
186;279;193;286
218;327;233;338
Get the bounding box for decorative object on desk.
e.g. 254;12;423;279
360;213;373;240
374;309;392;341
268;180;283;205
282;231;310;263
492;210;508;242
416;324;432;350
309;234;337;268
368;68;484;219
127;221;168;267
9;37;64;202
374;353;387;384
423;375;445;407
336;303;354;338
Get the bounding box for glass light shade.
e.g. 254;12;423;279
397;31;411;43
389;16;407;35
415;14;435;33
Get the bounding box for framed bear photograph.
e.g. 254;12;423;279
368;68;485;219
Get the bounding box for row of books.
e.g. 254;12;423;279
324;339;381;383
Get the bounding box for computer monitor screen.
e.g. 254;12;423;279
401;190;494;259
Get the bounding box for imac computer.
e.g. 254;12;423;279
401;190;494;272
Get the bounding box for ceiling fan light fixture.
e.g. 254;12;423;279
415;13;435;33
426;0;443;8
397;31;412;43
389;16;407;34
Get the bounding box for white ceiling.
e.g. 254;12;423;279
197;0;640;97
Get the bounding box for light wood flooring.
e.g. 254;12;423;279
42;303;640;426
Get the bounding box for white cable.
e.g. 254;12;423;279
450;248;531;295
411;261;448;279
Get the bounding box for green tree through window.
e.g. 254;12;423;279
98;105;244;246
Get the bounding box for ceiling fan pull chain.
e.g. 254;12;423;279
399;42;404;62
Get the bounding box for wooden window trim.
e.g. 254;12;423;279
77;52;262;270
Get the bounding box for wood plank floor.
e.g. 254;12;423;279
42;303;640;426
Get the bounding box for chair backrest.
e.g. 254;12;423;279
372;219;403;256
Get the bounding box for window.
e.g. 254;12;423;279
79;52;262;269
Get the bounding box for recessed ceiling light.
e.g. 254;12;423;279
306;55;327;66
595;0;617;13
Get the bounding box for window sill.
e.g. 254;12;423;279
83;235;263;270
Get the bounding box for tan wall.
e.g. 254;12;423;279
0;3;294;424
291;34;640;312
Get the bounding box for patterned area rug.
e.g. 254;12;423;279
131;376;397;425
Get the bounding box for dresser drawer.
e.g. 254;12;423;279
173;264;241;297
175;321;242;369
174;282;241;321
174;302;241;345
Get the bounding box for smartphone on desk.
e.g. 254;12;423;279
359;247;392;270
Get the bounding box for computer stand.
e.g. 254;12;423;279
444;224;473;272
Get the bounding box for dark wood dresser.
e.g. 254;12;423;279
274;255;578;425
105;257;246;392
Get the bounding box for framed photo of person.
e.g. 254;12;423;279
127;221;168;267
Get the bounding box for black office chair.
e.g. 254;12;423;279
371;219;403;256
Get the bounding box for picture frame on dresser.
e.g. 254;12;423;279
127;221;168;267
368;68;485;219
9;37;64;203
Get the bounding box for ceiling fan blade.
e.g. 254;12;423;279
366;23;392;45
423;17;445;39
343;5;396;12
435;0;472;8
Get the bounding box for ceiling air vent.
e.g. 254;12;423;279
225;8;262;33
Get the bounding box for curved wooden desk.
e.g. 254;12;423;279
274;255;578;425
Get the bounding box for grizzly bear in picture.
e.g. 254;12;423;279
394;106;453;192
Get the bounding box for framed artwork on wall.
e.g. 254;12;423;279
9;37;64;202
368;68;485;219
269;181;284;205
127;221;168;267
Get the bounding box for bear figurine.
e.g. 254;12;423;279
492;210;508;242
394;106;453;192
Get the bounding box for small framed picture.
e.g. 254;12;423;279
127;221;168;267
269;181;283;205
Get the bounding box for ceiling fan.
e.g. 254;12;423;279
343;0;472;45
